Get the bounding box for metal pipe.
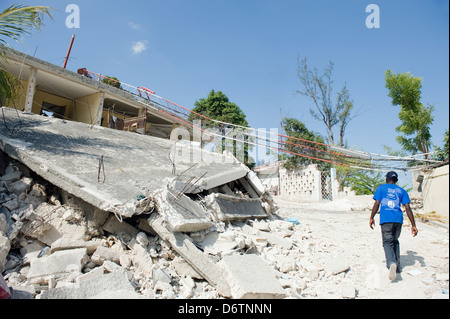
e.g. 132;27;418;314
63;35;76;69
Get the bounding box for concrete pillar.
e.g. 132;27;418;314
314;170;321;201
24;68;38;113
94;93;105;126
330;167;337;201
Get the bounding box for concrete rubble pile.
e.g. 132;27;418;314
0;110;366;299
0;155;308;299
0;154;362;299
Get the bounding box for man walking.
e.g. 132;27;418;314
369;171;418;281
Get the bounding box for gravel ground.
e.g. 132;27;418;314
273;195;449;299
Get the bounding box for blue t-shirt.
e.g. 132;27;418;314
373;183;411;224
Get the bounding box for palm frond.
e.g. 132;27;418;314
0;4;53;46
0;4;53;105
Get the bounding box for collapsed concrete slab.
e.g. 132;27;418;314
0;108;252;218
220;254;287;299
205;193;268;221
151;188;213;232
173;166;249;195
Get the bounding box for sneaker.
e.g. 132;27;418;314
389;264;397;281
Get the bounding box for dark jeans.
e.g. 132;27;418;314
381;223;402;270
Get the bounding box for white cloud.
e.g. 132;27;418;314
131;40;148;55
128;22;142;30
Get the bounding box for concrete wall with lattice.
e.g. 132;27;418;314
279;164;322;202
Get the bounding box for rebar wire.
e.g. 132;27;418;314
171;176;195;203
1;106;23;134
98;154;106;183
171;172;208;204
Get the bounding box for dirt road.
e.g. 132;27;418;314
273;196;449;299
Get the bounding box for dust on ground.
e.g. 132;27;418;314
273;195;449;299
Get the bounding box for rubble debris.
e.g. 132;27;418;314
0;108;255;219
1;147;305;299
148;214;232;298
1;111;382;300
151;188;213;232
27;248;89;285
0;234;10;272
340;279;356;299
205;193;268;221
220;254;287;299
39;269;141;299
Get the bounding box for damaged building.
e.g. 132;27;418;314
0;48;310;299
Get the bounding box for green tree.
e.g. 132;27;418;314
0;4;53;104
346;171;385;195
189;90;253;167
189;90;248;127
296;57;356;147
282;117;330;171
102;75;122;90
434;129;449;162
384;70;434;157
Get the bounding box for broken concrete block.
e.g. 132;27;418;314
276;255;297;273
257;231;293;250
220;254;287;299
50;237;102;255
2;199;19;211
59;189;109;232
27;248;89;284
341;279;356;299
324;256;350;275
0;234;11;272
205;193;268;221
154;280;176;299
91;246;122;266
24;203;88;246
246;171;265;195
299;258;321;279
130;244;153;274
199;232;238;257
76;266;105;283
0;213;8;235
136;232;149;247
148;214;231;298
27;184;47;209
175;164;249;194
9;177;33;195
152;269;171;285
1;170;21;184
19;239;47;264
172;256;204;280
238;178;259;198
40;270;138;299
152;188;213;232
101;214;139;238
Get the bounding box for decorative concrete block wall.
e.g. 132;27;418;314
279;164;322;202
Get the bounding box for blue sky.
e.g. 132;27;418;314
3;0;449;161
